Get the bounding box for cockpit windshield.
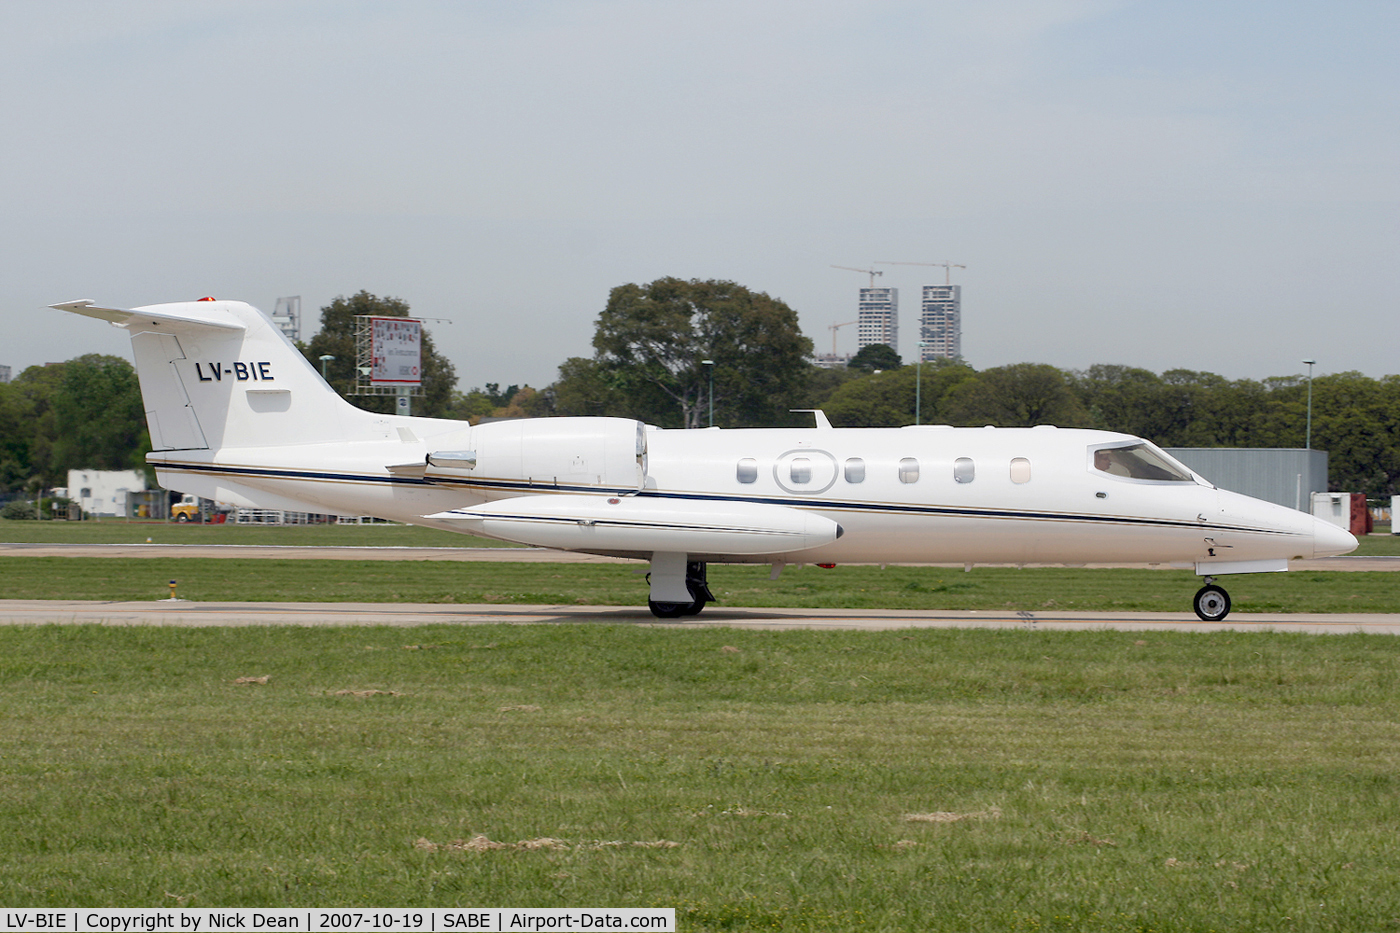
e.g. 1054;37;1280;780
1090;442;1194;482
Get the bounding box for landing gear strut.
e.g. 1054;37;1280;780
1192;578;1231;622
648;561;714;619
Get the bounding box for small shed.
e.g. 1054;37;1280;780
67;469;146;518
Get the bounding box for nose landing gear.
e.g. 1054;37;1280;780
1192;577;1231;622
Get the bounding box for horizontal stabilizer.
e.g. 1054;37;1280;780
427;494;841;556
51;299;245;332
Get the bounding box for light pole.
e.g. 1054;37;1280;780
318;355;334;381
701;360;715;427
915;343;928;425
1303;359;1315;449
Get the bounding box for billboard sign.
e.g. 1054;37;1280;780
369;317;422;386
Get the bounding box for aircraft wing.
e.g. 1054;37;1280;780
427;494;841;556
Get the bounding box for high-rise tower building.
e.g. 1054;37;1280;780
856;287;898;356
919;284;960;361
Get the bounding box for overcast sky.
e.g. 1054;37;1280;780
3;0;1396;390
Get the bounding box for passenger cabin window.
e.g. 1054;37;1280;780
954;457;975;484
844;458;866;483
736;458;758;484
1010;458;1031;484
898;458;920;484
1091;443;1194;482
790;458;812;484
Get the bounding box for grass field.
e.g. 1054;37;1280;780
4;558;1400;615
2;517;1397;555
1;623;1398;930
0;517;512;547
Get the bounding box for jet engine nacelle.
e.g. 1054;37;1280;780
426;417;646;495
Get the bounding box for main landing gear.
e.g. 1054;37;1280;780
648;561;714;619
1192;577;1232;622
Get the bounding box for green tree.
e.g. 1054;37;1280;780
1074;364;1169;437
589;277;814;428
822;360;976;427
848;343;902;373
50;354;150;479
443;388;499;424
0;363;67;490
801;364;864;412
302;291;457;417
0;380;32;492
0;356;150;492
944;363;1090;427
549;358;623;419
1150;370;1273;447
1307;372;1400;496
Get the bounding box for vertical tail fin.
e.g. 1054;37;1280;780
52;299;369;452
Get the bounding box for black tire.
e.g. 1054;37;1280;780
648;600;695;619
1193;584;1231;622
176;513;190;523
647;567;710;619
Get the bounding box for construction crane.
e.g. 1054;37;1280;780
827;320;858;356
876;260;966;285
830;265;884;288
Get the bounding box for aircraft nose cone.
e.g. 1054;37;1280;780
1312;517;1359;558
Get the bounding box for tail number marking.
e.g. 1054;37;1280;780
195;362;274;382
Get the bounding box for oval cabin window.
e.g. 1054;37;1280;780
844;458;866;483
1010;458;1031;484
954;458;975;484
790;458;812;484
898;458;920;484
736;458;758;484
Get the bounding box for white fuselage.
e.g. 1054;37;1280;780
147;420;1350;569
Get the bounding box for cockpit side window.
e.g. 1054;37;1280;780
1090;443;1194;482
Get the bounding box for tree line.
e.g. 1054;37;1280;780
3;282;1397;500
0;353;149;498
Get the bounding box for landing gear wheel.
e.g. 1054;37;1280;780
1193;584;1231;622
648;598;699;619
681;561;713;617
646;562;714;619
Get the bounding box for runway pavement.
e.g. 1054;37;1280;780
0;598;1397;634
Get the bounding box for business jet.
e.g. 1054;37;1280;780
53;298;1358;621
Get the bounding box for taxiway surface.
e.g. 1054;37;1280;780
0;599;1397;634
